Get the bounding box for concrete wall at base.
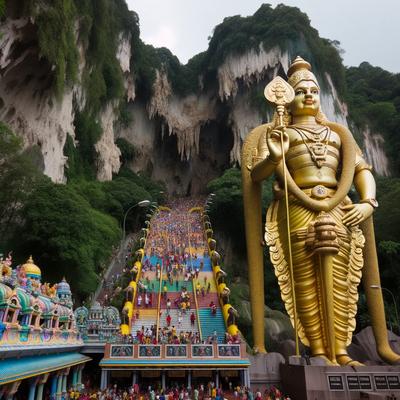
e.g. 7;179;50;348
281;364;400;400
248;353;285;392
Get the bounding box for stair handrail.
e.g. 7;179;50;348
186;213;203;342
202;208;241;340
155;231;167;343
120;207;157;335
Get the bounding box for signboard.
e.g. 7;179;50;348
110;345;133;358
327;375;344;391
374;376;389;390
359;375;372;391
387;376;400;390
329;373;400;393
346;375;360;391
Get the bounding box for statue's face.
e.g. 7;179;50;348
290;80;320;117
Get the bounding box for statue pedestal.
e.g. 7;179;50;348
248;352;285;391
281;364;400;400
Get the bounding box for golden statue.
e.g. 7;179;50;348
241;56;400;365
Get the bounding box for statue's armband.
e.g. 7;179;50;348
355;153;373;175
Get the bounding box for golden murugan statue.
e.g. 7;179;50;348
241;56;400;365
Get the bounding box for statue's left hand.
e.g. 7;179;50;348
342;203;374;227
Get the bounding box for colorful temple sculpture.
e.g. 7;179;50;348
99;199;250;390
0;255;90;399
74;302;121;343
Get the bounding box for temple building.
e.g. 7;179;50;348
0;256;90;399
74;302;121;343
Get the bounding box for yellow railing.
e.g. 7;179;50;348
156;231;168;343
203;210;239;337
120;208;157;335
155;260;163;343
186;214;203;341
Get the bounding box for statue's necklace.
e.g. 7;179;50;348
292;126;331;168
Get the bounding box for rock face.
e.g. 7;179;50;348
0;12;390;192
0;18;74;182
217;46;290;101
95;104;122;181
362;127;390;176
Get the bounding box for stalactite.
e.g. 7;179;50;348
148;70;216;161
217;46;290;100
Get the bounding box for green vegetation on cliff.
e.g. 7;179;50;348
205;4;345;95
346;62;400;174
0;123;163;301
132;4;346;98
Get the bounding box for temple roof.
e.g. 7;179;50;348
21;256;41;278
57;277;71;294
0;283;13;305
0;352;90;385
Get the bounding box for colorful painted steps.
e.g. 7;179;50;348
196;292;219;308
159;309;199;335
130;308;157;335
198;308;226;343
149;279;194;293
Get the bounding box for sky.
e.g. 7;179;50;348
126;0;399;73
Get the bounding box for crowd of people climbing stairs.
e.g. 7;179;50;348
95;197;241;346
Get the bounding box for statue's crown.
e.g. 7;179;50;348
287;56;319;88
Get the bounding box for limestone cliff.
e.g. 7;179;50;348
0;2;392;193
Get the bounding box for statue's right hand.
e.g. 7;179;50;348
267;127;289;163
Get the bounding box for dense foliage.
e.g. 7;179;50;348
15;180;120;299
346;62;400;174
21;0;79;99
0;123;42;244
0;124;163;301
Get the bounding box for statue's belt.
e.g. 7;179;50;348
274;184;337;200
302;185;336;200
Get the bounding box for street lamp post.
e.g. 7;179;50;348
370;284;400;333
122;200;151;243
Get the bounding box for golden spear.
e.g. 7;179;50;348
264;76;300;357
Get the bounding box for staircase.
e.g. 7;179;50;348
127;200;227;344
198;308;226;343
158;309;199;335
130;308;157;336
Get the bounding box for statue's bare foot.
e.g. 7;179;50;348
337;354;364;366
378;346;400;365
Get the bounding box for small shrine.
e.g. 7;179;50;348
74;301;121;342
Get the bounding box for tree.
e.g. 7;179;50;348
0;123;42;247
14;180;120;300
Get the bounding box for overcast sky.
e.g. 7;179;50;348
126;0;399;73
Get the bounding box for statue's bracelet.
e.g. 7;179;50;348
360;198;379;208
268;156;280;165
